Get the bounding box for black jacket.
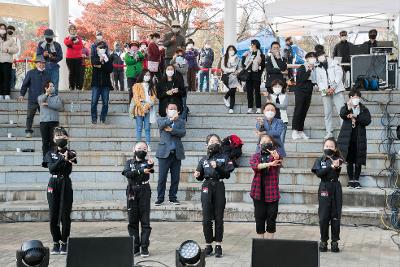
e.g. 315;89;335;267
20;69;51;103
295;65;314;94
110;51;124;71
311;155;342;182
195;152;235;181
156;73;185;117
45;148;77;177
333;41;353;63
265;55;287;88
337;103;371;165
122;158;153;185
241;53;266;82
91;53;113;88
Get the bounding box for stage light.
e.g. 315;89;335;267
175;240;205;267
16;240;49;267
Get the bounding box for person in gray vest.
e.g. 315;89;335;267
155;102;186;206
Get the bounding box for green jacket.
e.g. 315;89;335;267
124;51;144;78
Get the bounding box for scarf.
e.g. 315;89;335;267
270;53;280;69
41;40;56;53
244;49;261;72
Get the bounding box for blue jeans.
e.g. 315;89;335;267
10;68;16;90
199;70;210;92
281;122;288;145
91;86;110;123
135;113;151;144
47;67;59;94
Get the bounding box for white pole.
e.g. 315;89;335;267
397;12;400;89
49;0;69;91
224;0;237;50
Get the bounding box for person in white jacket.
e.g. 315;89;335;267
315;50;345;139
221;45;241;114
0;23;19;100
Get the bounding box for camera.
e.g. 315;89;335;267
60;148;76;160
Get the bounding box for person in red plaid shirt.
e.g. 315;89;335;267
250;134;282;239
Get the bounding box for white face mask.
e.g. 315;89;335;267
307;58;317;65
0;29;6;35
172;28;180;33
140;45;147;50
187;44;194;50
272;86;282;95
167;109;177;118
318;55;326;63
351;98;360;106
166;70;174;77
264;111;275;120
96;35;103;41
98;48;106;55
143;75;151;82
340;36;347;41
228;50;235;56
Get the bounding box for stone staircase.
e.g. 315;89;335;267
0;90;399;225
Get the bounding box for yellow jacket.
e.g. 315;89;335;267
132;83;157;117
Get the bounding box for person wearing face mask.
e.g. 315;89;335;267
90;41;113;124
36;28;63;94
265;41;288;92
19;55;51;138
38;81;64;168
139;41;148;69
242;39;266;114
147;33;162;75
131;70;157;150
90;31;109;58
122;142;154;257
156;64;185;117
171;49;189;105
264;79;288;144
364;29;378;51
44;127;77;255
198;42;214;92
110;42;125;91
0;23;18;100
64;24;84;90
6;25;21;92
333;31;353;78
125;42;145;103
283;37;294;81
250;134;283;240
184;39;199;92
155;103;186;206
337;90;371;189
163;20;186;68
292;52;317;140
315;48;345;139
311;137;343;253
194;134;235;258
256;103;286;157
221;45;241;114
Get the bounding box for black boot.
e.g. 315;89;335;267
204;245;213;257
319;241;328;252
215;245;223;258
331;241;340;253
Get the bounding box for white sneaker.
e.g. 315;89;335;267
255;108;261;114
324;132;333;139
0;95;4;100
223;97;230;108
4;95;10;100
228;109;234;114
247;108;253;114
292;130;301;140
299;131;310;139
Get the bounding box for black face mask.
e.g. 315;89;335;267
324;149;334;156
207;143;221;156
55;138;68;148
369;34;377;40
135;150;147;160
45;38;53;43
7;31;13;35
261;143;274;153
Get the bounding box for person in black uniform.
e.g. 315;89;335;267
122;141;154;258
193;134;235;258
333;30;353;77
311;137;343;253
45;126;77;255
363;29;378;51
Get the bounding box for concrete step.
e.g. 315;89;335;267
0;182;387;207
0;165;393;188
0;149;397;171
0;137;395;154
0;200;384;226
0;123;392;140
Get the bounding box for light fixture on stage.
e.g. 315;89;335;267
175;240;205;267
16;240;49;267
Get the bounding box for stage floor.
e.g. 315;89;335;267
1;221;399;267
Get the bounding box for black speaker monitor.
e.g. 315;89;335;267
66;236;134;267
252;238;319;267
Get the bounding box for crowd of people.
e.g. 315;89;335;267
1;20;378;258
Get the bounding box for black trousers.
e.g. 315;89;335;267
113;70;125;91
47;176;73;243
127;77;137;104
224;88;236;109
253;199;279;234
292;90;312;131
40;121;59;163
201;180;226;243
26;102;40;133
0;62;12;96
318;180;342;242
66;58;83;90
157;152;181;202
246;80;261;108
127;184;152;250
